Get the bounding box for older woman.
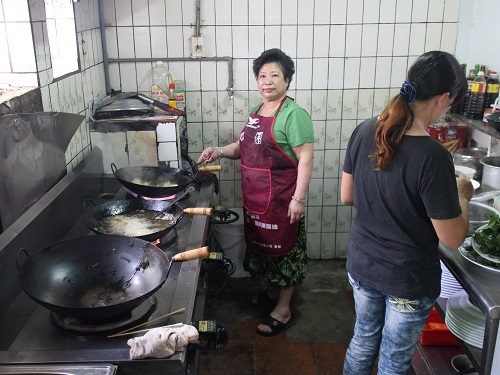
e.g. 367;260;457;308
198;48;314;336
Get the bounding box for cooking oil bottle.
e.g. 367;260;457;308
151;61;169;104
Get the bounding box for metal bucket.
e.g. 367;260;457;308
480;156;500;191
453;148;488;180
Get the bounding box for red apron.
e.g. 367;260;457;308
239;97;298;256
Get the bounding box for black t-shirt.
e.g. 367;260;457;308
343;117;462;299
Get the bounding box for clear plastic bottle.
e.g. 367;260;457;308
151;61;169;104
174;80;186;111
467;71;487;120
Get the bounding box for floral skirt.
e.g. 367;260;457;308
243;219;307;288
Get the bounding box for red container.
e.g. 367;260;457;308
427;123;468;153
419;307;459;346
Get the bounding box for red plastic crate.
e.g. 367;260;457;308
419;307;459;346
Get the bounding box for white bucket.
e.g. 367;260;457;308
213;208;249;278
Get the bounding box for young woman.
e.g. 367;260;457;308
341;51;474;374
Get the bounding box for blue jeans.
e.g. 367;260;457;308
343;273;435;375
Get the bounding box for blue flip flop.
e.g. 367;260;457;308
256;313;297;337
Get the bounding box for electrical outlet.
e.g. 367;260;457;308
190;35;204;58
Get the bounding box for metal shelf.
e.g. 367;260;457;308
448;113;500;140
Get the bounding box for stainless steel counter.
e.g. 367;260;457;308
439;242;500;375
0;147;215;374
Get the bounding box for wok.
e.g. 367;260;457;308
16;235;209;320
83;187;194;241
111;163;222;198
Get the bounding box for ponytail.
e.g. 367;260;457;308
372;95;414;170
371;51;467;171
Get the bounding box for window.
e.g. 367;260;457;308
45;0;78;78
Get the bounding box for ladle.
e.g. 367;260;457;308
153;186;195;219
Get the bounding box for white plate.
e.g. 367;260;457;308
455;165;476;179
471;179;480;190
458;238;500;273
456;177;480;190
472;224;500;263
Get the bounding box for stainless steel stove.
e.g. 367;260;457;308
0;147;214;374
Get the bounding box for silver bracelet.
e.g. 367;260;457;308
216;147;224;159
291;196;306;204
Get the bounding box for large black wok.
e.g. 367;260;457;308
16;235;170;320
111;163;195;198
16;235;209;320
83;195;186;242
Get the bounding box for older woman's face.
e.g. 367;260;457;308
257;62;289;102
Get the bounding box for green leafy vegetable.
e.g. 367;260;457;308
472;214;500;258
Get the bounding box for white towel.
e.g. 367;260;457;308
127;324;199;360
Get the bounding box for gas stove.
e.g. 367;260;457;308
0;148;214;374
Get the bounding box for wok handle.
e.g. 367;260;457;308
184;207;213;216
16;248;30;273
172;246;210;262
199;165;222;172
111;163;118;174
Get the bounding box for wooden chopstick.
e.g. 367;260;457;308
107;307;185;338
108;323;184;338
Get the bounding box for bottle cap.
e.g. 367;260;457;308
169;83;175;89
477;71;485;76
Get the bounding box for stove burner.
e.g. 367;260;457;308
50;296;157;336
126;188;192;202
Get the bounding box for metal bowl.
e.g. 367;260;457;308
469;201;499;235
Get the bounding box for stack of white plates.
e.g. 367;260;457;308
440;261;463;298
445;291;485;349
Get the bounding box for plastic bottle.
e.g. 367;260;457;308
460;69;476;116
174;80;186;111
168;83;177;108
151;61;169;104
485;71;499;110
467;71;487;120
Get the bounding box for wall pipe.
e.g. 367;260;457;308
97;0;111;95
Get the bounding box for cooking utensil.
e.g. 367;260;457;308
468;201;500;235
152;186;195;219
471;224;500;264
111;163;195;198
453;148;488;180
108;309;185;338
16;235;209;320
83;197;186;241
480;156;500;191
111;163;221;198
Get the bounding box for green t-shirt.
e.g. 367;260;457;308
249;97;314;162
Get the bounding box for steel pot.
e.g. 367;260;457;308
453;148;488;180
16;235;208;320
480;156;500;191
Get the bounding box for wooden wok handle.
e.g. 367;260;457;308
172;246;209;261
199;165;222;172
184;207;213;216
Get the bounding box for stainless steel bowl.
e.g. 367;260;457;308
453;148;488;180
469;201;499;235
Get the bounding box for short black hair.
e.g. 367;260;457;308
252;48;295;90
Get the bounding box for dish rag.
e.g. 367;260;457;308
127;324;199;359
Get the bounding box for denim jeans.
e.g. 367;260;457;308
343;273;435;375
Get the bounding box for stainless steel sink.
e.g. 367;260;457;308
0;365;117;375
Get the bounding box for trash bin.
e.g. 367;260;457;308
213;208;249;278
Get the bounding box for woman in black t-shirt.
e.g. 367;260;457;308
341;51;474;375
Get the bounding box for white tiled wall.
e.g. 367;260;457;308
1;0;466;259
100;0;461;258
